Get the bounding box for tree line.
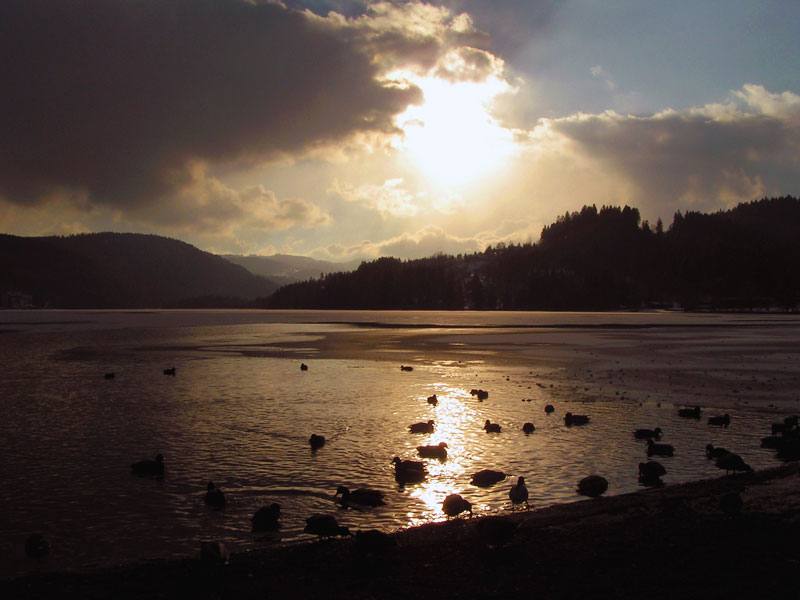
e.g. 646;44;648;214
265;196;800;312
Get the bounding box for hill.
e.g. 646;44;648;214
221;254;360;285
0;233;278;308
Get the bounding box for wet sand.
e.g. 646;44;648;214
4;463;799;599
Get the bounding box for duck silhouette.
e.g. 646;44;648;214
442;494;472;518
303;514;351;539
204;482;226;509
416;442;448;460
131;453;164;477
483;420;502;433
509;476;529;509
564;412;590;426
678;406;701;419
335;486;385;508
646;439;674;457
577;475;608;498
470;469;506;488
251;503;281;532
634;427;662;440
392;457;426;484
522;422;535;434
409;420;435;434
309;434;326;450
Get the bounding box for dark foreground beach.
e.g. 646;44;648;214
5;463;799;600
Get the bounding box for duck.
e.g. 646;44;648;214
708;414;731;427
200;541;229;564
646;439;674;457
400;365;413;372
204;482;226;509
577;475;608;498
303;514;351;539
705;444;730;460
483;420;502;433
163;367;176;376
417;442;448;460
633;427;662;440
392;457;426;484
427;394;438;406
251;503;281;532
300;363;308;371
509;476;529;509
25;534;49;558
522;422;535;434
715;453;752;475
638;461;667;484
564;412;590;426
442;494;472;518
335;486;385;508
409;420;435;434
104;372;115;380
678;406;701;419
544;404;555;414
309;434;326;450
470;469;507;488
131;453;164;477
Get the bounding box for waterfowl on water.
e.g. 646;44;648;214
303;514;351;539
25;534;49;558
678;406;701;419
468;389;489;400
522;422;535;434
400;365;413;372
200;541;229;564
577;475;608;498
483;420;502;433
646;439;674;457
509;476;529;509
708;414;731;427
427;394;438;406
442;494;472;518
131;453;164;477
409;420;435;434
392;457;426;484
544;404;555;414
204;482;226;509
715;453;752;475
300;363;308;371
104;372;115;379
634;427;662;440
470;469;507;488
564;412;590;426
251;503;281;532
417;442;448;460
163;367;176;376
309;434;326;450
705;444;730;460
638;461;667;484
335;486;385;508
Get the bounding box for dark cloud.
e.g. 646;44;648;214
0;0;422;208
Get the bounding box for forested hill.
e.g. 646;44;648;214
0;232;278;308
267;196;800;311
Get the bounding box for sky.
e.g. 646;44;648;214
1;0;798;261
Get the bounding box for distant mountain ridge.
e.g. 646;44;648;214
0;232;277;308
221;253;361;285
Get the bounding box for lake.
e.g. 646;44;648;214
2;309;799;578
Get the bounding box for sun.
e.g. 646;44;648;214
396;74;516;190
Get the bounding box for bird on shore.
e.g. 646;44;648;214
442;494;472;518
708;414;731;427
577;475;608;498
163;367;176;376
638;461;667;485
715;453;752;475
509;476;529;509
335;486;385;508
522;422;535;434
564;412;590;426
309;434;326;450
678;406;701;419
427;394;438;406
705;444;730;460
634;427;662;440
204;482;226;509
131;453;164;477
392;457;426;484
409;420;435;434
304;514;351;539
25;534;49;558
544;404;555;414
251;503;281;532
483;419;502;433
417;442;448;460
470;469;507;488
646;439;674;457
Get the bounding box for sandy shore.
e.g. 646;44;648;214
4;463;799;599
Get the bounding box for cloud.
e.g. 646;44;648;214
544;85;800;215
329;178;421;218
0;0;425;212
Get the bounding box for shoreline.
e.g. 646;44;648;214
5;463;799;599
